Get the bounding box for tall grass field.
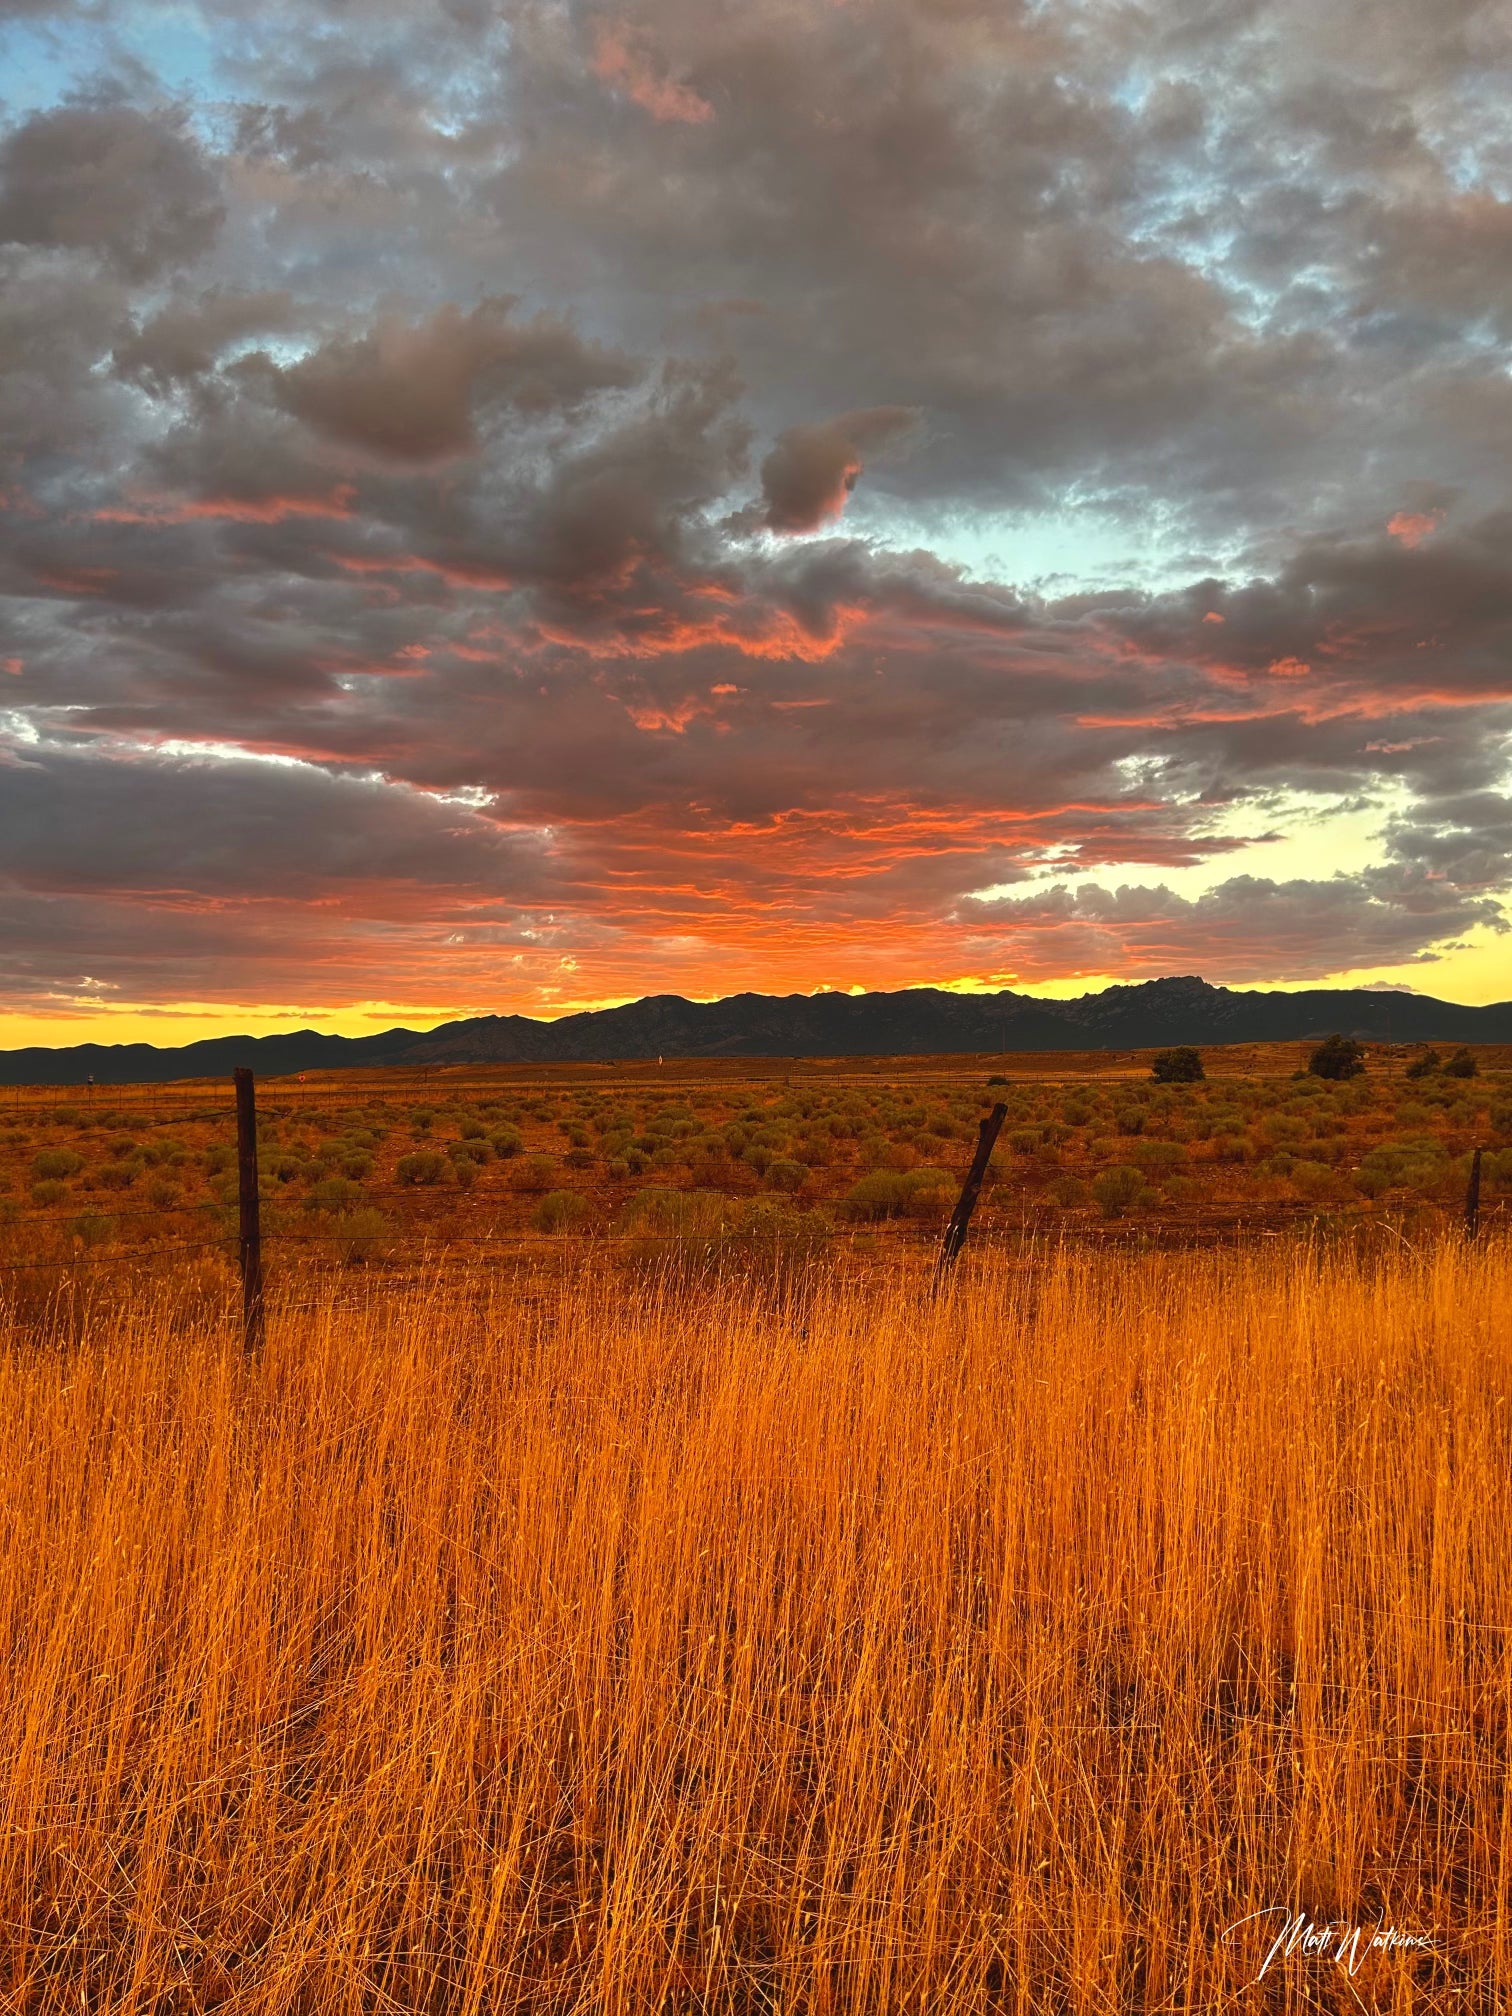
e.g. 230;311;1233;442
2;1239;1508;2011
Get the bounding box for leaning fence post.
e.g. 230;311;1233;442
1465;1146;1483;1242
234;1067;265;1355
933;1101;1008;1290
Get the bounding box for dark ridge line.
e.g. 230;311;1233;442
3;975;1509;1086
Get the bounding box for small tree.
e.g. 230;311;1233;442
1444;1046;1479;1079
1151;1046;1204;1083
1404;1047;1440;1080
1307;1033;1366;1081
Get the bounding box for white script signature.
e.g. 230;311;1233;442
1222;1906;1435;1980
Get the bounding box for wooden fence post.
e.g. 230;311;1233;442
234;1067;265;1356
933;1101;1008;1290
1465;1146;1483;1242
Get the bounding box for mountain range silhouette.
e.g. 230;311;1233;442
2;975;1507;1085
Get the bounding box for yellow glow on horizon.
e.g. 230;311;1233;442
2;931;1510;1058
0;1002;473;1051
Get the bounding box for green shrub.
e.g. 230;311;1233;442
31;1179;68;1206
765;1158;810;1194
619;1186;723;1235
534;1189;589;1233
395;1150;448;1185
329;1207;391;1265
511;1155;557;1195
145;1177;180;1210
1290;1161;1349;1203
1353;1138;1446;1197
715;1198;833;1292
842;1171;913;1220
1091;1165;1145;1218
305;1176;365;1214
905;1179;954;1224
619;1191;831;1295
1444;1047;1478;1079
841;1167;954;1221
1404;1048;1440;1079
32;1147;83;1180
1132;1139;1187;1177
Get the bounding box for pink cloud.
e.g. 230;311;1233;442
593;24;714;125
1387;509;1444;549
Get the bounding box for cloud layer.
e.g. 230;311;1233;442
1;0;1510;1021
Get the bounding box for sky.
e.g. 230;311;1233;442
2;0;1512;1047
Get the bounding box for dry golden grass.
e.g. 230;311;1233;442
2;1238;1509;2012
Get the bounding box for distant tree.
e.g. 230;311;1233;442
1444;1046;1479;1079
1404;1047;1440;1080
1150;1046;1204;1083
1307;1033;1366;1081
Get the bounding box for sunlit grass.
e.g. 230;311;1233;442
1;1238;1508;2010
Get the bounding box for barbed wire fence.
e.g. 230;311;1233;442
4;1070;997;1353
1;1070;1501;1353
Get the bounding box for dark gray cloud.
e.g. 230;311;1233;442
270;299;636;461
964;867;1506;985
0;0;1509;1016
113;286;298;392
0;101;222;280
760;409;917;533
